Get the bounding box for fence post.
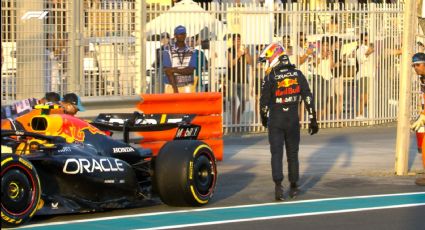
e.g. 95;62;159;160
136;0;147;94
395;1;415;176
70;0;82;94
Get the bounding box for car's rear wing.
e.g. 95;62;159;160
90;112;200;143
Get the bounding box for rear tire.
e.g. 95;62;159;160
1;154;41;227
155;140;217;206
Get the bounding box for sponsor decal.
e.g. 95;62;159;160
276;96;300;103
58;147;72;153
306;96;312;104
104;180;115;184
175;126;200;139
112;147;135;153
275;74;285;80
1;145;13;154
51;202;59;209
275;72;297;79
189;161;194;180
57;116;106;142
19;158;33;170
62;158;124;174
277;78;298;88
15;131;25;136
275;85;301;96
168;118;183;123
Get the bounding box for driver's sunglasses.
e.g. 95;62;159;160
412;63;423;67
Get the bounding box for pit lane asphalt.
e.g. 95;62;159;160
18;124;425;229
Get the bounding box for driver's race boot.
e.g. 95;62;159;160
289;182;300;199
275;184;285;201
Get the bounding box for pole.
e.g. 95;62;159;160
395;1;416;176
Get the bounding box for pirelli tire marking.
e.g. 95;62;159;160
1;155;41;226
188;144;217;205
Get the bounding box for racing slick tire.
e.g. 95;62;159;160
155;140;217;206
1;154;41;227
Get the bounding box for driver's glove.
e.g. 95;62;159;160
411;114;425;131
260;106;269;128
308;113;319;135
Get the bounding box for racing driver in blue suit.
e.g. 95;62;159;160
259;43;319;201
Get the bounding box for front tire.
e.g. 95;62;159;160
1;154;41;227
155;140;217;206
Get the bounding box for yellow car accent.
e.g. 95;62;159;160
190;185;208;204
1;157;13;167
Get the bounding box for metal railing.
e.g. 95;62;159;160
1;1;423;134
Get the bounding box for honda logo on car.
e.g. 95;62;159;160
112;147;135;153
63;158;124;174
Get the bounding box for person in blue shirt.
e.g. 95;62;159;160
162;25;197;93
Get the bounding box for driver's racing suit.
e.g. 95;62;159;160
260;62;317;186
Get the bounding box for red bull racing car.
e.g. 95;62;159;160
1;108;217;227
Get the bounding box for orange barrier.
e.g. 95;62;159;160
137;93;223;161
137;93;222;115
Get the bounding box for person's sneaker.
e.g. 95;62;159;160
289;183;300;198
275;184;285;201
415;177;425;186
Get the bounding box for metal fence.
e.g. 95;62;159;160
1;0;140;100
1;1;423;133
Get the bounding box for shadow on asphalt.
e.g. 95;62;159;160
211;165;256;204
300;135;354;193
211;136;266;204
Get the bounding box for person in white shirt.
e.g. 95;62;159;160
297;32;314;75
355;32;374;119
314;36;335;120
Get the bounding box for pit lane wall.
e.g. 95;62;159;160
136;92;223;161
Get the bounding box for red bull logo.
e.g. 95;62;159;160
276;85;301;96
277;78;298;88
57;115;105;142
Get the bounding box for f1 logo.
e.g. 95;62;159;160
21;11;49;20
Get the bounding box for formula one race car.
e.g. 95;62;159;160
1;109;217;227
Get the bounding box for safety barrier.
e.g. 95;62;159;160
136;92;223;161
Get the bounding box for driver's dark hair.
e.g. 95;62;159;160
44;92;60;103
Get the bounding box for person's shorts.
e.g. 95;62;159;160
356;77;369;94
331;77;344;97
